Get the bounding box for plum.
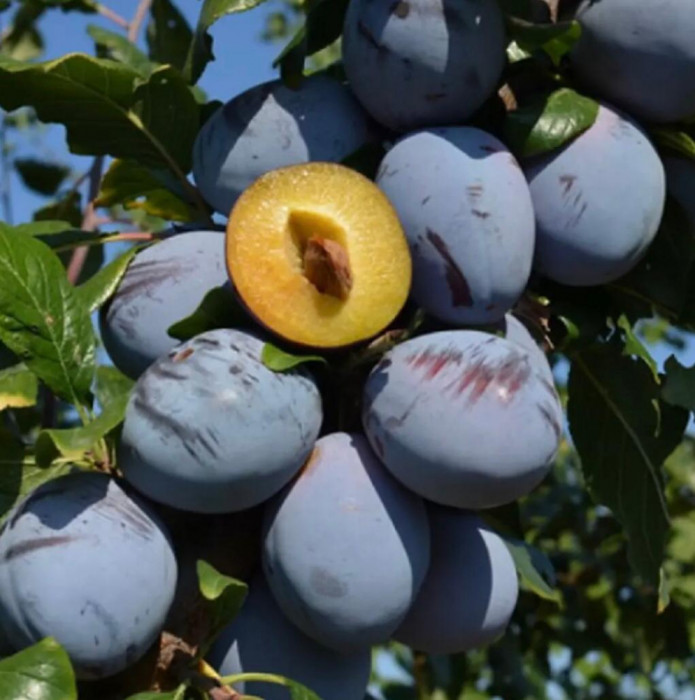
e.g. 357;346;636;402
208;576;371;700
192;75;380;216
342;0;506;132
263;432;430;652
0;471;177;679
395;506;518;653
524;104;665;286
571;0;695;124
664;157;695;230
377;127;535;324
118;329;322;514
100;230;228;379
362;330;562;509
496;314;553;383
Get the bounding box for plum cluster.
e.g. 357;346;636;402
1;0;693;696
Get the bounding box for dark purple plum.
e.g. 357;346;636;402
0;472;177;679
263;432;430;652
100;230;228;379
342;0;506;131
118;329;322;514
377;127;535;324
192;75;379;216
208;576;371;700
395;506;518;653
363;330;562;509
571;0;695;124
524;104;665;286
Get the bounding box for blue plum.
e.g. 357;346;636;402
664;157;695;230
342;0;506;132
100;230;228;379
118;329;322;514
362;330;562;509
524;104;665;286
395;506;518;653
208;576;371;700
571;0;695;124
192;75;379;216
377;127;535;324
263;432;430;652
0;471;177;679
496;314;554;383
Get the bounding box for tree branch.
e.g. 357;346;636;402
128;0;154;43
94;3;130;30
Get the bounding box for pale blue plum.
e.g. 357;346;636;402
571;0;695;124
192;75;379;216
377;127;535;324
208;576;371;700
395;506;518;653
524;104;665;286
342;0;506;131
362;330;562;509
497;314;554;383
0;472;177;679
100;231;228;379
118;329;322;514
263;432;430;652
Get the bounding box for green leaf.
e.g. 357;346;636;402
87;24;156;77
504;537;562;603
261;343;328;372
0;432;75;525
185;0;271;84
76;245;140;313
126;687;187;700
662;356;695;412
147;0;194;73
616;315;658;380
12;220;81;238
568;342;689;585
33;191;82;228
651;128;695;161
0;230;96;407
36;385;131;467
507;18;581;65
96;159;198;222
94;365;134;408
274;0;349;86
14;158;70;196
0;54;197;174
0;638;77;700
167;285;246;341
196;559;248;655
505;88;599;158
0;352;38;411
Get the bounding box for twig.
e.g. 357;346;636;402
67;156;104;285
0;114;12;225
94;3;129;30
128;0;154;43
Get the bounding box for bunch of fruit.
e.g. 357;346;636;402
1;0;694;697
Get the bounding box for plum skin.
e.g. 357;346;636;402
395;506;519;653
118;329;323;514
262;432;430;652
100;230;228;379
0;471;177;679
208;576;371;700
362;330;563;510
377;127;535;325
571;0;695;124
524;104;665;286
192;74;379;216
342;0;506;132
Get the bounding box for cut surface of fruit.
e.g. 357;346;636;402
226;162;412;348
